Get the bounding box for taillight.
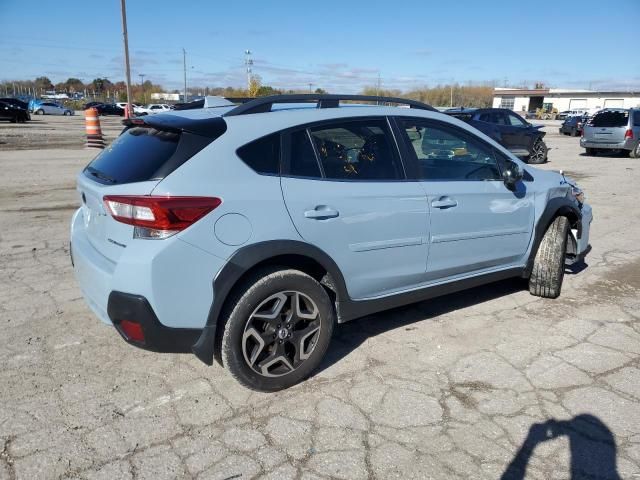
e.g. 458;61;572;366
103;195;222;239
625;129;633;140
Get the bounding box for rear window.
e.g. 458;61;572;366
85;127;181;184
448;112;474;122
589;111;629;128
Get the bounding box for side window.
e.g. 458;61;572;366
398;119;502;181
634;111;640;127
479;112;507;125
308;119;403;181
289;130;321;178
493;112;508;125
237;133;280;175
507;113;527;127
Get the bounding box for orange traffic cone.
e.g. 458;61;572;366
85;107;105;149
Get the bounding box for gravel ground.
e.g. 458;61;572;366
1;118;639;479
0;113;124;151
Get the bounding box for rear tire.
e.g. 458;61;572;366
527;138;548;164
571;128;578;137
36;109;44;115
221;267;335;391
529;216;569;299
585;148;596;156
630;143;640;159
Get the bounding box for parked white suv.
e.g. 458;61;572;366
138;104;172;115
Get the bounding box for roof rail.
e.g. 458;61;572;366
223;94;436;117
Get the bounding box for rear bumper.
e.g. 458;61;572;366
108;291;201;353
580;138;635;150
70;207;226;350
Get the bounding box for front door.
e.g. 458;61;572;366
395;117;535;280
281;118;430;299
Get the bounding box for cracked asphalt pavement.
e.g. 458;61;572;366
1;116;639;479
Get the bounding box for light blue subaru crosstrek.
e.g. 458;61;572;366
70;94;592;391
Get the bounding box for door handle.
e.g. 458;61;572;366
304;206;339;220
431;197;458;209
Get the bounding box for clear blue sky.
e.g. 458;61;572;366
1;0;638;92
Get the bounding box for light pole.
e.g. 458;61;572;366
245;49;253;92
183;48;187;102
308;83;313;93
120;0;133;117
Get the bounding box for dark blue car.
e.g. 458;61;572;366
446;108;548;164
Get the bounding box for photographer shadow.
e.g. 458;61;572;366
501;415;620;480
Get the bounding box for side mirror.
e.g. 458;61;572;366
503;160;524;190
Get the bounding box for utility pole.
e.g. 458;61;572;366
183;48;187;102
120;0;133;117
308;83;313;93
138;73;145;104
376;71;381;104
244;49;253;92
450;84;453;107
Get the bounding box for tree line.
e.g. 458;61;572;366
1;75;494;108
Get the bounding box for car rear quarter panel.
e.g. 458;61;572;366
150;120;303;260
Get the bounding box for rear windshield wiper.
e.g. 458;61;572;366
86;166;117;184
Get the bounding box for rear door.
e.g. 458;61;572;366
280;117;430;299
42;103;56;114
586;110;630;144
395;116;535;280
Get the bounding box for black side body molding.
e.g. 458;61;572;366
108;291;201;353
337;267;523;322
523;197;582;278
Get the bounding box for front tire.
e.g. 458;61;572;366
527;138;548;164
529;216;569;299
221;268;335;391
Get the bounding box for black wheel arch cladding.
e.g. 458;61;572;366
192;240;348;365
523;197;582;278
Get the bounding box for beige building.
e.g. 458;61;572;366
493;87;640;113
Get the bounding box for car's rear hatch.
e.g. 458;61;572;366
584;110;629;143
76;114;227;263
